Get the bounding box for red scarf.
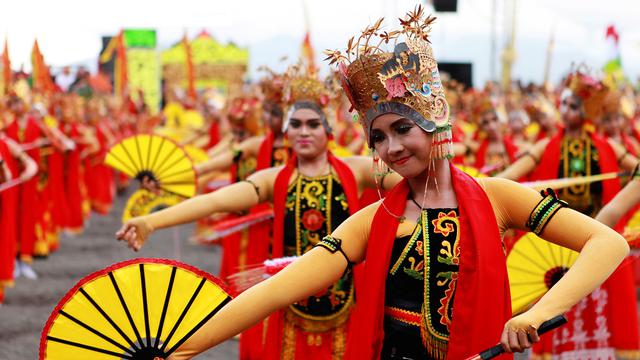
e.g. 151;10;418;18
265;152;360;360
206;120;220;149
451;128;466;165
345;163;512;359
256;131;275;170
532;131;620;204
620;132;639;156
0;138;19;283
245;132;283;276
6;117;42;164
6;117;46;254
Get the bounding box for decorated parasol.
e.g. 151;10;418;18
40;258;231;360
507;233;578;314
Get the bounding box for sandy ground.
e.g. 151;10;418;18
0;192;238;359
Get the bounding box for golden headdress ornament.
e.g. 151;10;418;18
471;93;498;123
564;67;608;121
602;87;622;117
524;93;559;122
325;6;453;158
227;96;262;136
602;86;636;120
257;66;285;107
281;62;335;132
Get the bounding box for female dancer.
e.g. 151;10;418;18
117;65;401;359
120;9;627;360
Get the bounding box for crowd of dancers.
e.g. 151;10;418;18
4;7;640;360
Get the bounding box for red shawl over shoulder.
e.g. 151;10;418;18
345;163;512;359
531;131;620;204
0;138;19;285
264;152;360;360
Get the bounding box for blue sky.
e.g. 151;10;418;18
2;0;639;87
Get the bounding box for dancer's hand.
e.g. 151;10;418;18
115;217;154;251
500;311;543;353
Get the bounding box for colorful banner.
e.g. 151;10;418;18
301;31;316;74
1;38;9;95
161;31;248;99
127;48;160;114
124;29;156;49
182;34;196;99
31;40;55;93
101;29;160;113
603;24;624;86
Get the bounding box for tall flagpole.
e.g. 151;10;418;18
543;25;555;88
490;0;497;82
500;0;518;89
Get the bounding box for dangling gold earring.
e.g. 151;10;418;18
371;148;405;222
372;148;390;178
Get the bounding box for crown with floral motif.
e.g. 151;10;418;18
324;6;452;158
257;66;285;106
281;62;336;132
282;63;331;109
565;67;608;121
227;96;262;136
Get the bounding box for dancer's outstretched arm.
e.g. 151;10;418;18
116;166;280;250
167;202;378;359
195;136;263;176
481;178;629;351
496;138;548;180
596;166;640;227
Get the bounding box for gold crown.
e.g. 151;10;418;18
524;93;559;121
282;63;331;108
471;93;498;122
602;87;621;117
227;96;262;136
565;68;608;121
257;66;285;106
601;86;636;120
280;63;336;132
325;6;452;158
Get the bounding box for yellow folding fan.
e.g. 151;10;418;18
40;258;232;360
507;233;578;314
455;165;487;178
122;189;185;223
105;135;197;198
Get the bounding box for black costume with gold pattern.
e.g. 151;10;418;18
382;208;460;360
271;146;289;167
235;157;257;182
558;135;602;216
279;172;354;358
283;172;354;323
